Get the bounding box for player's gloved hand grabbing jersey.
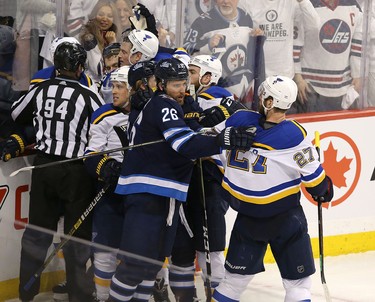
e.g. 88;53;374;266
313;175;334;202
200;97;247;127
0;134;26;162
217;126;256;150
130;88;153;111
97;158;122;187
129;3;158;37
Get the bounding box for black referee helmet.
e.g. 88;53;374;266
54;42;87;73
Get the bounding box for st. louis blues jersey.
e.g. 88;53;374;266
213;110;328;218
196;85;233;110
294;0;362;97
115;90;222;201
85;103;129;163
30;66;98;93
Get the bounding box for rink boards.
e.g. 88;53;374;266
1;109;375;300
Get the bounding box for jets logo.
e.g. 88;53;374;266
0;185;9;212
221;44;247;74
320;19;351;54
266;10;278;22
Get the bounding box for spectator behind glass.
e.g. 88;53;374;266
66;0;99;38
183;0;265;109
238;0;320;79
0;23;20;139
79;0;120;83
292;0;362;113
115;0;136;33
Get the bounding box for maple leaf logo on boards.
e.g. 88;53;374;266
303;131;361;209
322;141;352;189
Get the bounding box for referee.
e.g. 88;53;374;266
3;42;104;301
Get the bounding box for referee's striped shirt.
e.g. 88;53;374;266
11;76;104;158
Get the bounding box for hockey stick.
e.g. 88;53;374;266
315;131;332;302
23;184;110;291
10;139;165;177
197;158;213;302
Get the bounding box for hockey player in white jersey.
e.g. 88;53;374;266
84;65;132;302
211;76;334;302
293;0;362;112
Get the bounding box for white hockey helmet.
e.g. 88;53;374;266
110;65;131;90
128;29;159;62
258;76;298;110
189;55;222;85
49;36;80;56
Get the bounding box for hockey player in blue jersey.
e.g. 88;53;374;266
211;76;334;302
108;57;256;302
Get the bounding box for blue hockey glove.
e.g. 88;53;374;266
313;175;334;202
0;134;25;162
97;158;122;187
217;126;256;150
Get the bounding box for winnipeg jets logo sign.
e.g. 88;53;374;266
320;19;351;54
266;10;278;22
221;44;247;74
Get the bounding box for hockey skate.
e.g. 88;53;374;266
152;278;170;302
52;281;68;301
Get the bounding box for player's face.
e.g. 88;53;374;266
112;81;130;110
188;65;200;88
115;0;132;29
119;42;139;66
104;55;119;74
96;5;114;31
215;0;239;19
165;80;188;105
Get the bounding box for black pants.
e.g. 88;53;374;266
19;153;95;301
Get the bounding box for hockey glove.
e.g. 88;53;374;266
200;98;247;127
200;105;230;127
313;175;334;203
217;126;256;150
130;88;153;111
0;134;25;162
97;158;122;187
129;3;158;37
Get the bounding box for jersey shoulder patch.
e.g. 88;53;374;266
91;103;119;124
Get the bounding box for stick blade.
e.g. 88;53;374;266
10;166;34;177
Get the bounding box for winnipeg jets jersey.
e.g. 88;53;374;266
183;6;256;98
213;110;327;218
294;0;362;97
115;90;221;201
85;103;129;163
239;0;320;78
